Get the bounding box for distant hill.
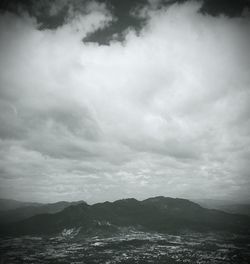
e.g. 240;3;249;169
192;199;250;216
0;200;85;224
1;196;249;237
0;198;42;211
221;204;250;216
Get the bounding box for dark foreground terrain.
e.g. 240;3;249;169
1;197;249;263
1;229;250;264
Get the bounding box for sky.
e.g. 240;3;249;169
0;0;250;203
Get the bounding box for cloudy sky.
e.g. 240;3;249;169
0;0;250;203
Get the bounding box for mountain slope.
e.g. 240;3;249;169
192;199;250;216
1;197;249;236
0;200;85;223
0;198;42;211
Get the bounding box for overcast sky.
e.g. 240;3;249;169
0;0;250;203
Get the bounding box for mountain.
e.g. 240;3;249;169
0;200;85;224
0;198;42;211
1;196;249;237
221;204;250;216
192;199;250;216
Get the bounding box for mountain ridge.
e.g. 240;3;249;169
0;200;86;223
192;198;250;216
1;196;249;237
0;198;43;211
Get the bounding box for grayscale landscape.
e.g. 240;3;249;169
0;197;250;263
0;0;250;263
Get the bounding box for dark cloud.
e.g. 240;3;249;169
200;0;250;17
1;0;249;45
0;0;90;29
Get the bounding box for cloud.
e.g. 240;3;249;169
0;1;249;203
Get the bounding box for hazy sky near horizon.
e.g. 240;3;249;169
0;0;250;203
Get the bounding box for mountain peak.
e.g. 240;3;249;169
113;198;139;204
1;196;249;236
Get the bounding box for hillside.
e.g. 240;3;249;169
0;200;85;223
1;196;249;237
0;199;42;211
192;199;250;216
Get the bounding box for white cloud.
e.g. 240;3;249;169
0;1;249;203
